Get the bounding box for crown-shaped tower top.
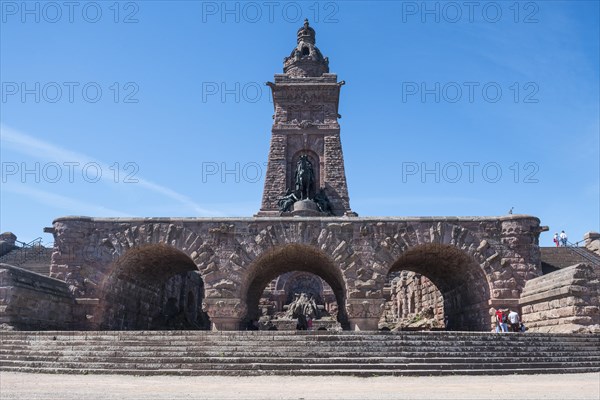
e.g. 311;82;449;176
297;18;316;44
283;19;329;77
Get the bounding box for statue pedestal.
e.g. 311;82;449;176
291;199;321;217
203;298;245;331
346;298;385;331
348;318;380;331
211;317;241;331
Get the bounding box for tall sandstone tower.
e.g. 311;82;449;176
257;20;355;217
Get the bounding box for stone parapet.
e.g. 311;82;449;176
520;263;599;333
0;263;75;330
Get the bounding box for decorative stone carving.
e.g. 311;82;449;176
298;120;314;129
346;298;385;319
202;298;246;319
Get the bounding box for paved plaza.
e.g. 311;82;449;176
1;372;599;400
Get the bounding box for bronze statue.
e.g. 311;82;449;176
294;155;314;200
277;189;298;212
313;188;333;215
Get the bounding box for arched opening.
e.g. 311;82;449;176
384;244;491;331
96;244;210;330
301;46;310;56
241;243;348;330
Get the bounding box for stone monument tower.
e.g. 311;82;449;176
257;20;355;217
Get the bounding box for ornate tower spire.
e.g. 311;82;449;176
257;21;355;217
283;19;329;78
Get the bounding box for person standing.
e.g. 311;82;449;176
560;230;568;246
495;308;508;333
508;309;520;332
553;233;559;247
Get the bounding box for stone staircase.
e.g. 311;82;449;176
1;331;599;376
0;247;52;276
540;247;600;273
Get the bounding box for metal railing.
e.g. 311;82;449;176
0;237;46;266
565;241;600;267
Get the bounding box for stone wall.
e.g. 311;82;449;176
47;214;542;331
520;263;600;333
0;263;75;330
380;271;444;330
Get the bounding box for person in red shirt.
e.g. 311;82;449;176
495;308;508;332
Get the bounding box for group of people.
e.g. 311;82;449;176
553;230;568;247
494;308;525;333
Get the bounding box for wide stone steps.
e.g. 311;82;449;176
540;247;600;269
3;353;599;363
3;359;599;371
2;331;599;376
2;365;599;377
3;343;598;352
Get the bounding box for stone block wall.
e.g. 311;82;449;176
0;263;75;330
380;271;444;329
520;263;600;333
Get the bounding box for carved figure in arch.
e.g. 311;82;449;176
294;155;315;200
277;189;298;212
285;292;320;321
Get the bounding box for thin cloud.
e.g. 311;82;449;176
1;124;222;216
3;184;135;217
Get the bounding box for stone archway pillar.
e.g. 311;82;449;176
202;298;246;331
346;298;385;331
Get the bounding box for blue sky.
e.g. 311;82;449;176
1;1;598;247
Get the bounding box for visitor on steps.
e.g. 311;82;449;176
560;230;568;246
508;309;520;332
553;233;559;247
495;308;508;332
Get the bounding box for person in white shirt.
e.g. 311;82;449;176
560;231;568;246
508;310;520;332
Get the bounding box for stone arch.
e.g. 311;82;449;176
101;223;206;263
366;222;499;331
240;243;349;328
97;222;228;297
96;243;209;330
387;243;491;331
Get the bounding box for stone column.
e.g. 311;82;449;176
202;298;246;331
346;298;385;331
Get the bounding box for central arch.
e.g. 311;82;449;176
241;243;348;329
388;243;492;331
